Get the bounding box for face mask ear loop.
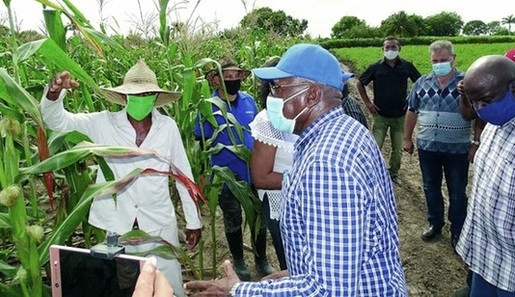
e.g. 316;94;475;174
282;86;310;103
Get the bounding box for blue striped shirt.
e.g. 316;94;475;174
456;119;515;291
406;71;471;154
235;107;407;296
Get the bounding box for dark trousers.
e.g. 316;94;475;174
470;272;515;297
218;187;268;262
418;149;469;236
262;193;287;270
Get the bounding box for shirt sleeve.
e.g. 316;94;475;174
358;62;377;86
40;87;96;136
406;79;421;112
235;160;367;296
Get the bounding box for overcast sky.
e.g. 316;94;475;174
2;0;513;37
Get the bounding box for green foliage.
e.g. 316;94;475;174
424;12;464;36
501;14;515;34
380;11;418;37
331;16;368;39
320;35;515;50
462;20;488;36
240;7;308;37
333;42;515;75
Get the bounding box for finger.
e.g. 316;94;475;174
222;260;239;281
184;280;217;291
70;79;80;89
132;257;157;297
154;270;175;297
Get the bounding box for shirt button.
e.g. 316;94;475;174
134;205;138;209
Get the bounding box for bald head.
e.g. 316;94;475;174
463;55;515;104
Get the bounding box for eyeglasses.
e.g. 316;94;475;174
269;82;310;96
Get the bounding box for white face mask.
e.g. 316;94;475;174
384;50;399;60
266;88;309;134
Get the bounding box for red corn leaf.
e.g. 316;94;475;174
36;126;55;210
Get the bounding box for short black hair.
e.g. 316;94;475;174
258;56;280;107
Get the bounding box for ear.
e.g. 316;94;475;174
304;84;321;108
213;75;222;86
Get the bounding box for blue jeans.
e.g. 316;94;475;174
372;115;405;176
418;149;468;236
471;272;515;297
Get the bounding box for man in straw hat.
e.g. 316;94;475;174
185;44;407;296
40;59;201;297
194;56;275;281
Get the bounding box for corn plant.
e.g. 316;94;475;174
0;0;307;294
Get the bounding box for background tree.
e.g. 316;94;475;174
485;21;504;35
379;11;418;37
424;12;463;36
462;20;488;36
240;7;308;37
501;14;515;34
408;14;429;36
331;16;366;38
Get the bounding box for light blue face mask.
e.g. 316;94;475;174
432;61;452;76
475;84;515;126
266;89;309;134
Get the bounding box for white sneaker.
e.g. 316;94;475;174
391;175;402;186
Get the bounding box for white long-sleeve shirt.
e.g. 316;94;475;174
40;90;202;242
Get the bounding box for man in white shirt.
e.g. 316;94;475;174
40;60;202;297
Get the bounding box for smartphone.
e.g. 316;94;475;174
49;244;148;297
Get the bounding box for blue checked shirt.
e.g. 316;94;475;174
456;119;515;291
235;107;407;296
406;71;471;154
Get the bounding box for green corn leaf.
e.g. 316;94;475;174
38;167;151;264
18;38;99;92
0;259;16;276
19;142;160;175
211;166;261;238
0;282;22;297
0;213;11;229
43;9;66;51
0;68;42;126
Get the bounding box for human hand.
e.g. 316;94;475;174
403;139;414;155
365;101;379;114
47;71;80;101
260;269;288;280
185;228;201;249
457;80;465;95
468;143;479;163
184;260;240;296
132;256;175;297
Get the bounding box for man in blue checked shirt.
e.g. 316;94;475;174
185;44;407;296
455;55;515;297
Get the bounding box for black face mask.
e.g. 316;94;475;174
223;80;241;95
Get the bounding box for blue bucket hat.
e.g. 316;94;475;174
252;43;354;91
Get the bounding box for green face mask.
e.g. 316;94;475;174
126;94;157;121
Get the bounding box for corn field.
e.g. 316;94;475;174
0;1;309;296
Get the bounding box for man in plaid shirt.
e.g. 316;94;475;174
185;44;407;296
456;55;515;296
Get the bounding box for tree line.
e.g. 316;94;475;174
238;8;515;39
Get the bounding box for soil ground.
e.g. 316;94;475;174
181;75;471;296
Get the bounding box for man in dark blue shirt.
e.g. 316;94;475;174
357;36;421;186
194;57;273;281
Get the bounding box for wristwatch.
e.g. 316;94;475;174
471;140;480;145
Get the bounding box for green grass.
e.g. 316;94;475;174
332;42;514;76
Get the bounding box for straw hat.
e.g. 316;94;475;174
101;59;181;107
205;56;251;85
